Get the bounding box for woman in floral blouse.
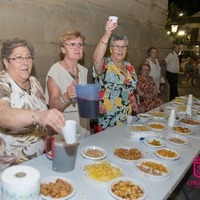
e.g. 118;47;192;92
136;64;162;112
91;19;138;133
0;38;65;170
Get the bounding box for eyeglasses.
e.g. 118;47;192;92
150;51;157;54
8;56;33;63
65;43;85;49
111;45;128;50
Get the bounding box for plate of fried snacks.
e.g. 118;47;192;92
84;161;122;183
143;138;165;148
81;146;106;160
147;122;167;132
180;118;200;128
155;148;179;160
40;176;76;200
165;133;188;146
113;147;142;162
108;177;147;200
129;124;151;132
149;111;167;120
172;125;192;135
135;158;170;178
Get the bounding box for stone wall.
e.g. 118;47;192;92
0;0;171;87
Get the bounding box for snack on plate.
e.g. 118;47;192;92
40;178;72;198
173;126;192;134
84;161;122;182
111;180;144;199
114;148;142;160
137;161;169;176
181;118;200;126
169;138;185;144
129;125;150;131
148;122;166;130
156;149;177;158
149;111;166;118
85;149;104;158
148;139;161;146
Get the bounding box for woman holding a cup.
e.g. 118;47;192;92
45;31;90;139
91;17;138;133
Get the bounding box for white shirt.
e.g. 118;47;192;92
164;51;179;73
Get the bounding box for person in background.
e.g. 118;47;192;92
91;19;138;133
184;56;195;86
45;31;90;139
0;38;65;170
143;47;163;93
136;64;162;112
161;44;181;101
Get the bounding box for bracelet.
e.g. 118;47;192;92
32;111;38;126
100;40;108;45
60;94;69;105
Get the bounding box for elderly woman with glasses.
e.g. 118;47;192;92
91;19;138;133
143;47;163;93
45;30;90;139
0;38;65;170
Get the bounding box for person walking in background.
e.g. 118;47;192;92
45;31;90;139
143;47;163;93
0;38;65;170
161;44;181;101
91;19;138;133
136;64;162;112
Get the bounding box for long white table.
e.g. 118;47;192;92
1;122;199;200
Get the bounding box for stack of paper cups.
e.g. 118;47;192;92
1;165;40;200
187;94;193;105
186;104;192;117
168;109;176;127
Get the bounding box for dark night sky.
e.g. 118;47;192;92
168;0;200;16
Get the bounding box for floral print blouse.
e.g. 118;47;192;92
0;70;47;170
92;57;137;132
137;75;162;112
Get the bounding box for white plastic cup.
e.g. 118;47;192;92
186;104;192;117
168;109;175;127
109;16;118;24
61;120;77;144
187;94;193;105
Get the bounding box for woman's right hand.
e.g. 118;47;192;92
105;20;118;37
36;109;66;133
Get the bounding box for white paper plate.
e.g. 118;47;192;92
154;148;179;160
112;146;142;162
108;177;147;200
172;125;193;135
81;146;106;160
143;137;165;148
135;158;170;178
84;161;123;184
137;113;152;121
40;176;76;200
165;133;188;146
147;122;167;132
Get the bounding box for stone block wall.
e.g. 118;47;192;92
0;0;171;88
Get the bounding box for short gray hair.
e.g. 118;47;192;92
109;34;129;47
1;38;34;60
